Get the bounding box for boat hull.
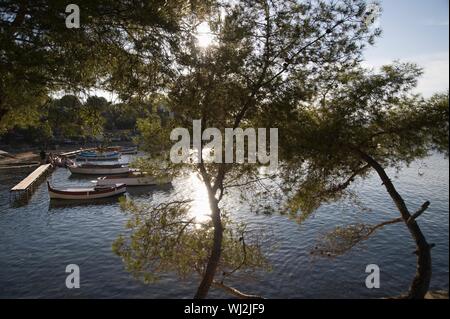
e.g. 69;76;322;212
97;176;170;186
76;151;121;161
76;154;120;161
48;183;126;200
96;176;159;186
69;166;130;175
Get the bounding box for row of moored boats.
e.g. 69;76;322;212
48;147;170;200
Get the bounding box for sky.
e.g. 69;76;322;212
91;0;449;101
363;0;449;97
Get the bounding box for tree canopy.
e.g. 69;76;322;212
0;0;212;133
278;63;448;219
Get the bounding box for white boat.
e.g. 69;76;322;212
68;163;130;175
47;182;126;200
76;151;120;161
96;172;170;186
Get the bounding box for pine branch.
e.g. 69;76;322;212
212;281;264;299
407;201;430;225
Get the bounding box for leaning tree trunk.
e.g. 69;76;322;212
194;195;224;299
357;149;432;299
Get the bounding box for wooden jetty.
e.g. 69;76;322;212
10;164;54;204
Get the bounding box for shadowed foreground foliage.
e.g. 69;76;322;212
113;197;269;298
275;64;449;298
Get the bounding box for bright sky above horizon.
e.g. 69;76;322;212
88;0;449;102
363;0;449;97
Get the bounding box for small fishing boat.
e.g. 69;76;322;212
47;181;126;200
96;171;170;186
68;163;130;175
120;146;138;155
76;151;120;161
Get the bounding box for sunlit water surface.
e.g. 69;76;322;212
0;154;448;298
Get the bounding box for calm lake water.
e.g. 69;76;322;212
0;154;448;298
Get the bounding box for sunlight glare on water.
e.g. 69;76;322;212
187;173;211;225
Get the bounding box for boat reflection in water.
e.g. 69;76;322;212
48;195;124;210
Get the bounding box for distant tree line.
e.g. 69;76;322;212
0;94;170;148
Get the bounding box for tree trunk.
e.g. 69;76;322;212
194;195;223;298
356;149;432;299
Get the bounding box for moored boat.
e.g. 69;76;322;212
96;171;171;186
47;181;126;200
76;151;120;161
68;163;130;175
